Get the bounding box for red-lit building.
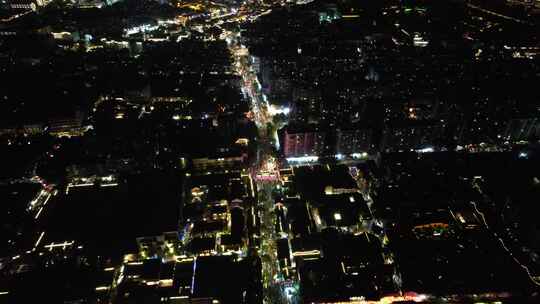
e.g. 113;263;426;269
282;125;327;157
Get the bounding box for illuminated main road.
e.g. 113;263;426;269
207;2;311;302
224;21;291;302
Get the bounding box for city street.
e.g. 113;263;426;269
226;27;293;303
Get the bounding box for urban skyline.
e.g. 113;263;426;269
0;0;540;303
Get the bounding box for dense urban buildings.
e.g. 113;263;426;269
0;0;540;303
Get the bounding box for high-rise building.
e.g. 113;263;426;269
380;121;445;152
1;0;51;10
282;125;328;157
1;0;35;10
336;127;373;155
291;87;323;124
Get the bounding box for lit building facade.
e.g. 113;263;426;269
336;127;373;155
283;126;328;157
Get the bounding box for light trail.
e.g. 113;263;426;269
34;207;44;219
471;201;540;286
191;256;197;294
467;3;530;25
100;183;119;187
34;231;45;248
0;10;32;22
